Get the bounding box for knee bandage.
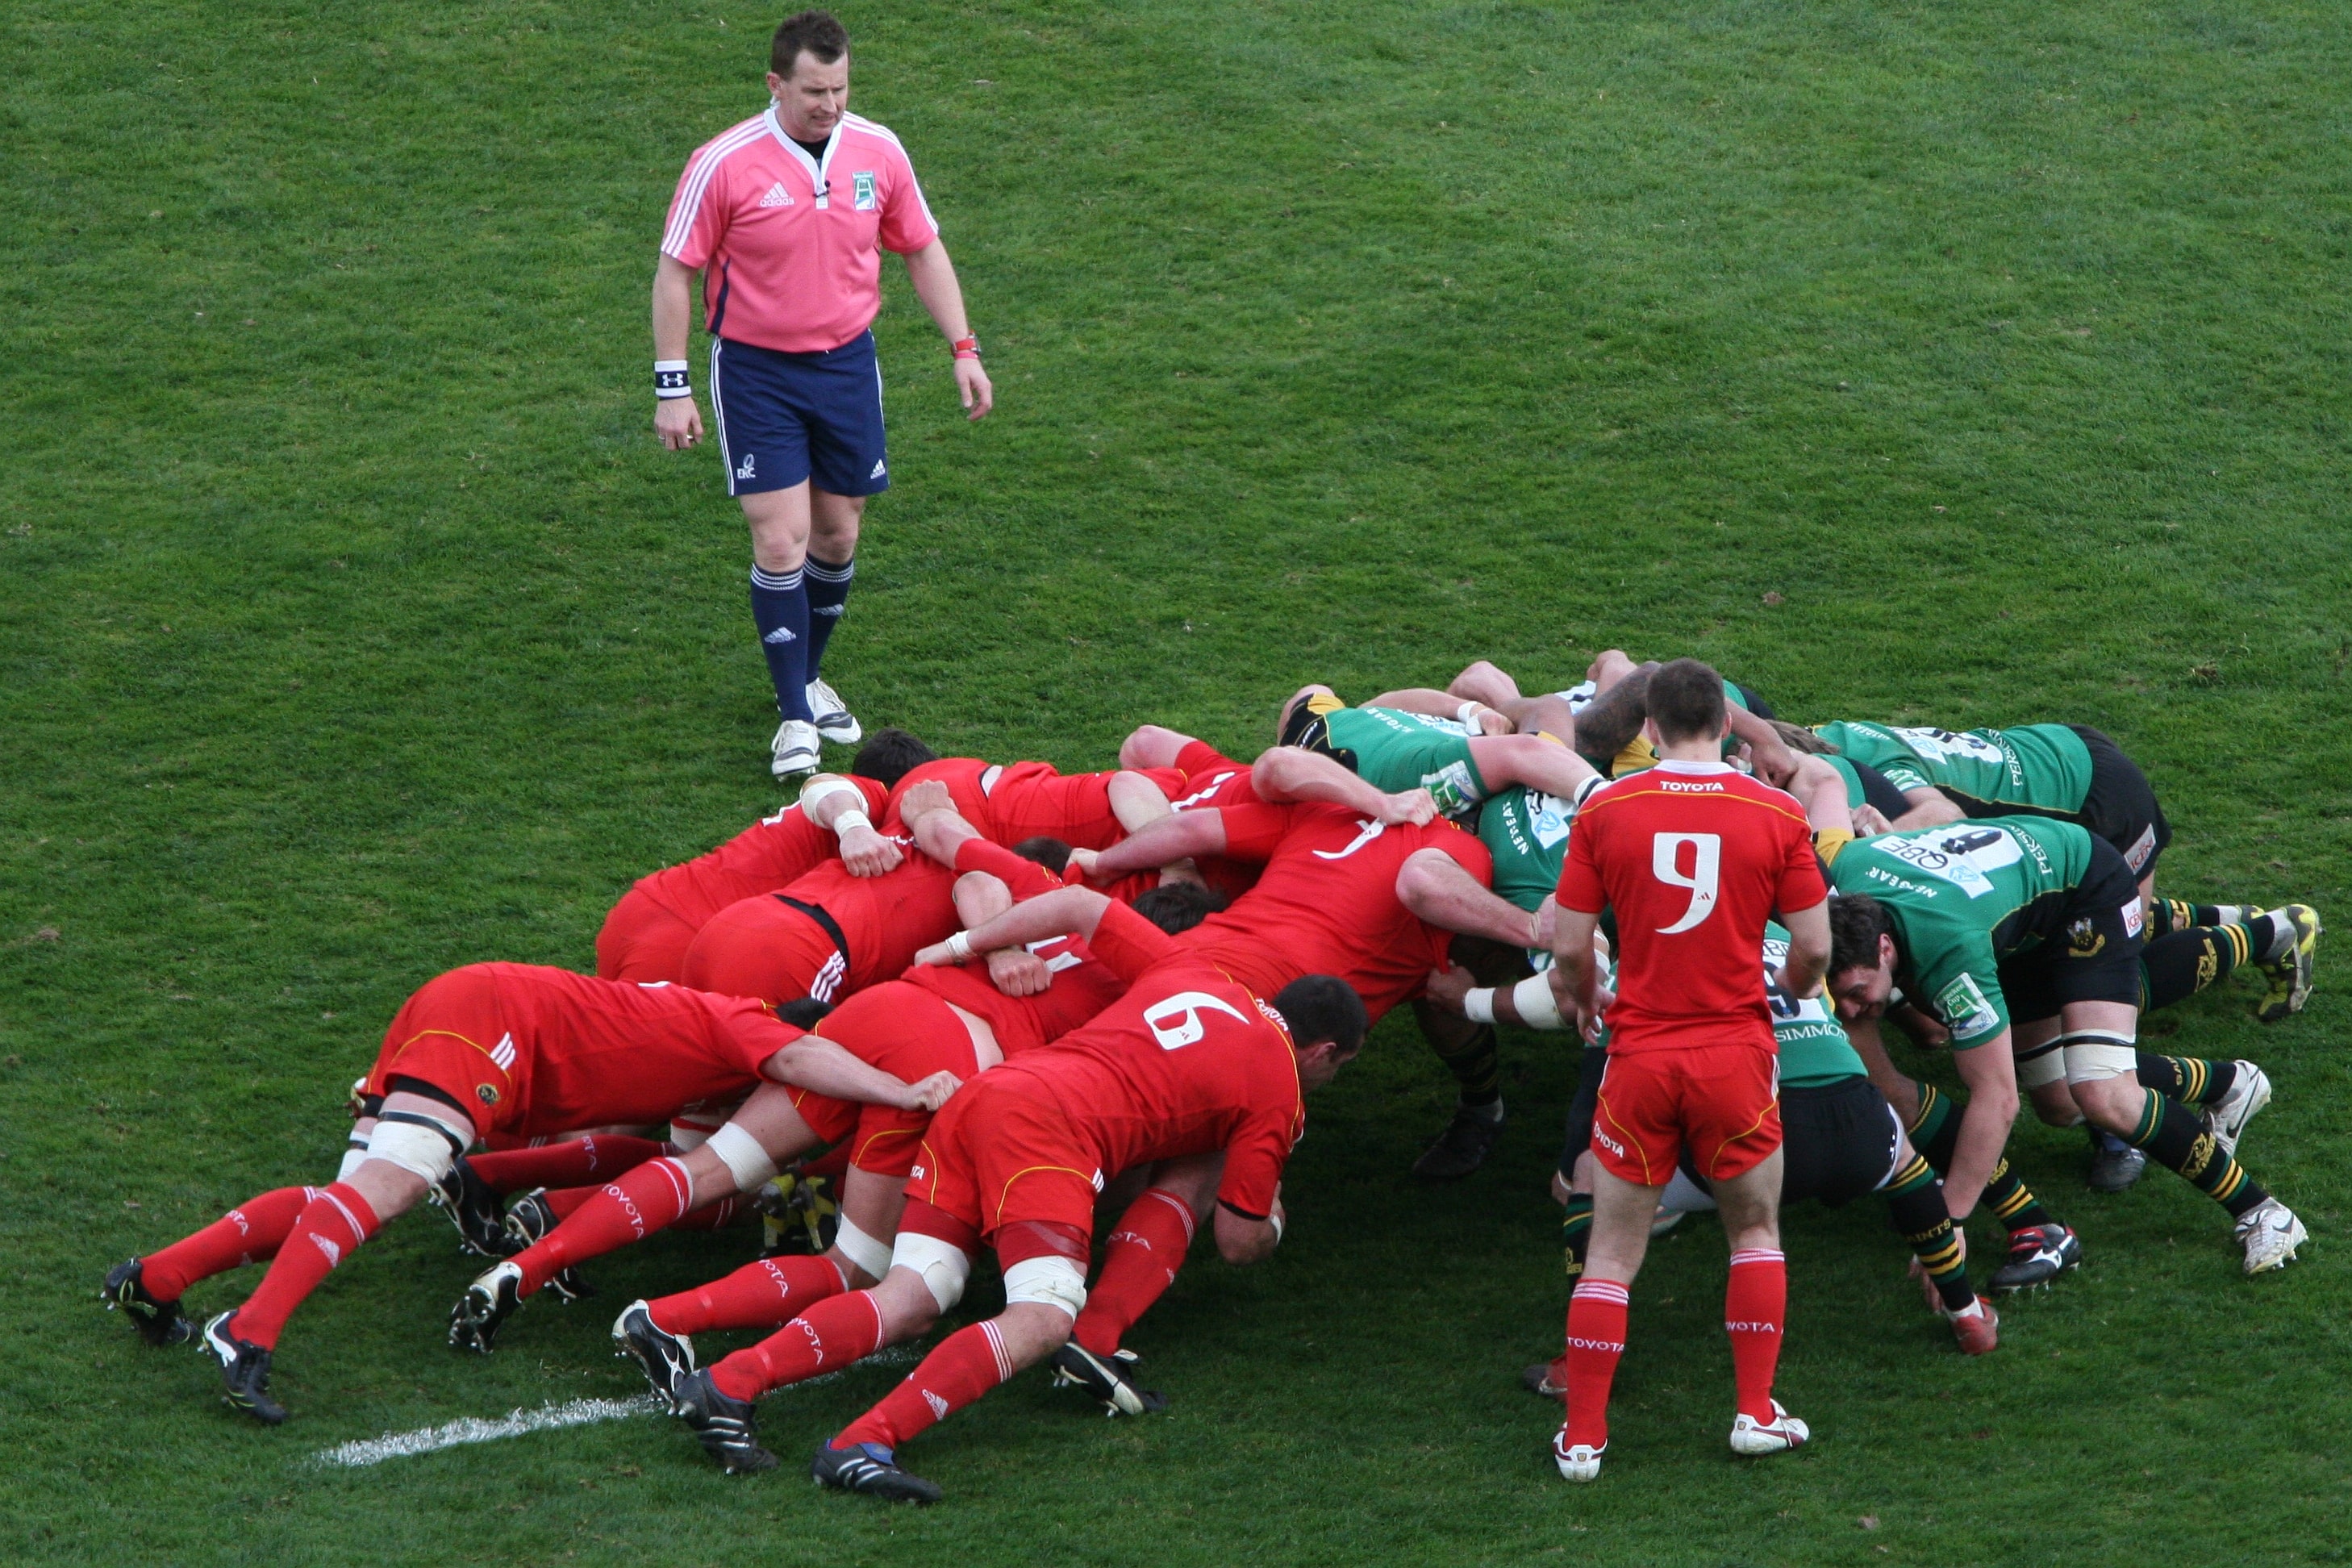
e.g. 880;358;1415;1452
1002;1254;1090;1320
365;1111;467;1185
337;1133;372;1182
703;1121;780;1192
2013;1038;2068;1091
890;1231;973;1312
2061;1028;2139;1086
832;1214;893;1281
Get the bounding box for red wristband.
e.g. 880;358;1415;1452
950;336;980;360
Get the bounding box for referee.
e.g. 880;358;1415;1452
653;10;992;778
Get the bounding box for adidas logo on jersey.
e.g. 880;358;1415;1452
759;181;793;208
490;1032;517;1071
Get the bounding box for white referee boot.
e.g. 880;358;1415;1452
769;719;821;778
805;678;861;745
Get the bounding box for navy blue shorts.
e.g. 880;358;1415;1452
709;331;888;498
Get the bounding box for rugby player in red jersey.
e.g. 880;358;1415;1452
608;872;1227;1408
595;728;940;982
650;879;1366;1497
882;753;1185;850
448;785;1065;1347
102;963;944;1424
1545;660;1831;1482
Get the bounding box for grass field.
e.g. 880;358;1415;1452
6;0;2352;1562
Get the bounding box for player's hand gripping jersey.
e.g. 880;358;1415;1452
1762;922;1869;1086
366;963;800;1136
1824;816;2118;1047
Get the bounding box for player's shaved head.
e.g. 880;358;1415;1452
849;728;936;788
1273;975;1368;1057
1647;659;1729;744
771;9;849;77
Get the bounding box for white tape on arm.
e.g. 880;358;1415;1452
1462;988;1498;1024
1510;972;1566;1030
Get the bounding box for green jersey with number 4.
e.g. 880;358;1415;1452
1825;816;2095;1048
1324;706;1492;817
1815;721;2092;817
1764;921;1866;1086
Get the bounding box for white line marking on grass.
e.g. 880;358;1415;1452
311;1345;922;1468
315;1395;657;1467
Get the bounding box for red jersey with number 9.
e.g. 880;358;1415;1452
1554;761;1824;1054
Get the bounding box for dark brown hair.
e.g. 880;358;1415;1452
1646;658;1728;744
771;10;849;77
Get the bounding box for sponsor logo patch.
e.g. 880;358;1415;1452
758;181;793;208
853;170;877;210
1933;973;2000;1039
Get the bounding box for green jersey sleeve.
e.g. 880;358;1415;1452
1814;722;1933;794
1762;923;1867;1085
1323;706;1491;816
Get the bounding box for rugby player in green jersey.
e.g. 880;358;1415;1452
1272;684;1595;819
1809;719;2321;1025
1825;819;2307;1275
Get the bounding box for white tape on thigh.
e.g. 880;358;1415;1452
2062;1030;2140;1086
336;1139;371;1182
1002;1254;1089;1320
1511;972;1566;1030
667;1121;712;1152
2014;1040;2068;1091
365;1117;461;1184
832;1215;893;1280
704;1121;780;1192
891;1231;972;1312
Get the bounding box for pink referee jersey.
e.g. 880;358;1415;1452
662;106;940;356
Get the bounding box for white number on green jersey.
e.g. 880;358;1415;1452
1875;825;2022;899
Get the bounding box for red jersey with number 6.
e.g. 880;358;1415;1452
1554;760;1824;1054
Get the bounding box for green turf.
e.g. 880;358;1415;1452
6;0;2351;1561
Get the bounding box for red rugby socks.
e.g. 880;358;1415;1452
834;1319;1013;1451
1560;1277;1629;1451
230;1183;380;1349
513;1158;695;1296
1073;1187;1195;1357
466;1135;666;1194
1724;1247;1787;1421
707;1287;884;1403
143;1186;316;1299
648;1254;848;1337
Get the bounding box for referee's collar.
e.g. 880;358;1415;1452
1653;758;1735;776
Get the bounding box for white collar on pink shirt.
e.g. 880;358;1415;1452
1652;758;1736;775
